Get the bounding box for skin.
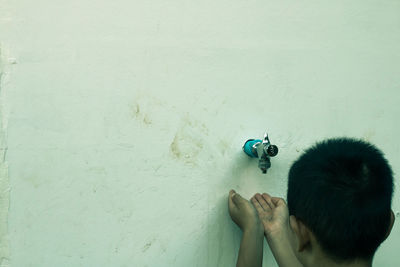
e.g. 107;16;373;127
229;190;395;267
228;190;264;267
251;193;303;267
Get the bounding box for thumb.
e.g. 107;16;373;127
228;190;236;209
232;192;244;206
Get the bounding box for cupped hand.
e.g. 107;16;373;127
251;193;289;238
228;190;262;232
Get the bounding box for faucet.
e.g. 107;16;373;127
242;131;278;174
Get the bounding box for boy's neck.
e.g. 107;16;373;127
299;239;373;267
305;253;372;267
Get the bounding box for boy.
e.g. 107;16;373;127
229;137;395;267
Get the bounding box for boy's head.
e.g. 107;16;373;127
287;137;395;264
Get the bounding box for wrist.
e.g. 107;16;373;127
265;228;293;253
264;220;291;240
244;221;264;235
265;228;284;241
265;224;292;244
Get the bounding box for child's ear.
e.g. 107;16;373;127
290;215;311;252
383;210;395;241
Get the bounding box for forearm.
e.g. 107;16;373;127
266;234;303;267
236;227;264;267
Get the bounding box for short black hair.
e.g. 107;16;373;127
287;137;394;261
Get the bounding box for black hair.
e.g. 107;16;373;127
287;137;394;261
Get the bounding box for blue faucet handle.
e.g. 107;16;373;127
242;139;262;158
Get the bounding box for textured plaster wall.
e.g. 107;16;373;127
1;1;400;266
0;44;11;267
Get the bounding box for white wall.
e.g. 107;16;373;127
1;1;399;266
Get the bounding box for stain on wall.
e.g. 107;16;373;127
169;115;208;165
131;103;152;126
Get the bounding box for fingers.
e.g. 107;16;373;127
229;190;285;212
254;193;272;211
232;192;243;206
271;197;287;207
229;189;236;197
262;193;275;209
251;195;264;214
229;189;244;206
252;193;284;211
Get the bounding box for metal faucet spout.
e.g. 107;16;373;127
242;131;278;174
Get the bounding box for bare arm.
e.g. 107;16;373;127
236;227;264;267
252;193;303;267
228;190;264;267
266;232;303;267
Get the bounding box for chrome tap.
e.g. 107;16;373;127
242;131;278;174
